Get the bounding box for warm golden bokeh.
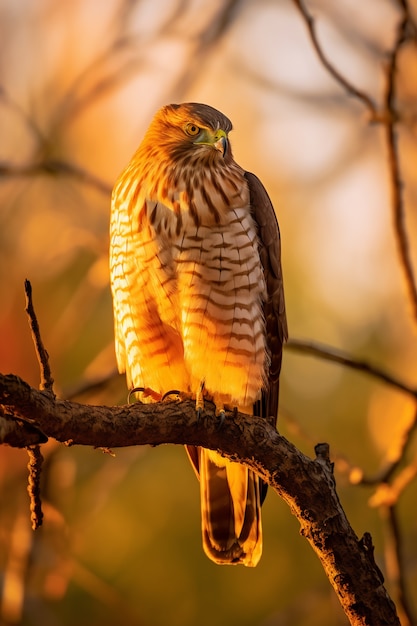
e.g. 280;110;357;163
1;0;417;624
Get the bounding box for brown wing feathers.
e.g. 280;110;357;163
245;171;287;426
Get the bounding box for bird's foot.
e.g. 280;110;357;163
213;398;228;430
194;385;227;428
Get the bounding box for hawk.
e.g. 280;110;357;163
110;103;287;567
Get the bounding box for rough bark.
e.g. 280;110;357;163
0;372;400;626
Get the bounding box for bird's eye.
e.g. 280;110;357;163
185;123;200;136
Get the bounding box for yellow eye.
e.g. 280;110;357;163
185;123;200;136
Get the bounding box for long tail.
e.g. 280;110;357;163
186;446;262;567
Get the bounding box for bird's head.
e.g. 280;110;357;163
145;102;234;163
122;102;247;222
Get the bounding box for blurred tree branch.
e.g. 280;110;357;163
286;338;417;626
289;5;417;621
294;0;417;328
286;337;417;397
0;371;400;626
383;0;417;324
0;158;112;195
292;0;377;116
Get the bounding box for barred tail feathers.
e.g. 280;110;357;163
197;447;262;567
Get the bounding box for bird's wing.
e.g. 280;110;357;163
245;171;287;427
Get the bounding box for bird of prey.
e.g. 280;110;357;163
110;102;287;566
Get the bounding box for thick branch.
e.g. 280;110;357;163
0;372;400;626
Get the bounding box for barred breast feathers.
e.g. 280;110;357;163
110;104;270;407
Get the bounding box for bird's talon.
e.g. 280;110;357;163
216;409;226;430
128;387;146;403
196;406;203;423
161;389;181;402
128;387;163;403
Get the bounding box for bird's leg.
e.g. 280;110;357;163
195;386;226;428
211;393;227;430
195;381;205;422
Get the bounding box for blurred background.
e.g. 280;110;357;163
1;0;417;624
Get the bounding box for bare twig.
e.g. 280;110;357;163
23;279;51;529
383;0;417;324
285;338;417;397
292;0;377;117
26;446;44;530
166;0;246;101
24;280;54;394
359;407;417;485
0;160;112;196
0;86;44;145
381;505;415;626
370;463;417;508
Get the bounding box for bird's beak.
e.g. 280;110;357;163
194;128;228;157
213;130;228;157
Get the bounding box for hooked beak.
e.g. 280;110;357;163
194;128;228;157
213;133;228;157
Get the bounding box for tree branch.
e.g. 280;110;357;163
293;0;417;326
286;337;417;397
383;0;417;325
0;160;112;196
23;279;53;530
292;0;377;117
24;279;54;395
0;372;400;625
